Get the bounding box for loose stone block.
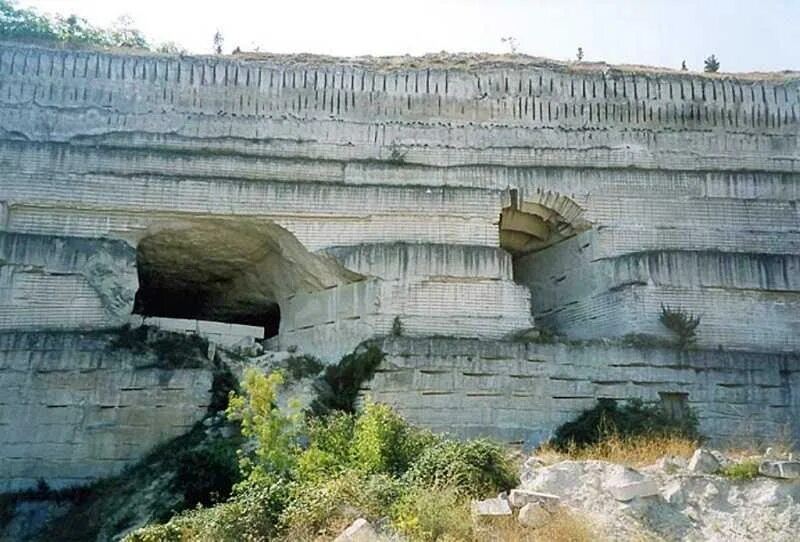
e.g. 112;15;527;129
508;489;561;509
471;497;512;517
759;461;800;479
608;479;660;502
688;449;721;474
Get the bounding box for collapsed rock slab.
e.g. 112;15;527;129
508;489;561;509
654;454;687;474
333;518;381;542
607;479;660;502
471;497;512;517
518;502;551;528
759;461;800;479
688;448;721;474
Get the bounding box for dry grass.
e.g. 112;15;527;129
537;433;698;467
474;507;600;542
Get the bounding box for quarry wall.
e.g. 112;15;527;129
1;43;797;352
0;43;798;488
369;338;800;447
0;331;212;491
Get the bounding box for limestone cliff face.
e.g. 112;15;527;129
0;331;212;492
0;232;137;331
0;43;797;352
0;43;798;487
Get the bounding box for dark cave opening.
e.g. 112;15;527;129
133;253;282;340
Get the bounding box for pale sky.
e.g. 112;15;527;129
15;0;800;73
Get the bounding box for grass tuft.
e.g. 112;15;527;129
538;432;697;467
719;460;760;481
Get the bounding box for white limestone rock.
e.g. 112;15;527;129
688;448;721;474
654;455;687;474
333;518;381;542
607;479;660;502
759;461;800;479
508;489;560;509
470;497;512;517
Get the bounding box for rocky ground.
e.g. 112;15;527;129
505;449;799;542
337;448;800;542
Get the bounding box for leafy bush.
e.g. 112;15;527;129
280;470;402;539
404;439;518;497
226;369;302;475
208;364;238;413
127;471;289;542
295;412;355;483
391;316;404;336
720;460;760;481
351;400;437;476
392;486;474;542
173;438;240;508
659;304;701;350
311;344;385;414
110;325;210;369
551;398;700;451
286;355;324;381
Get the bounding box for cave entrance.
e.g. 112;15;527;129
133;218;361;340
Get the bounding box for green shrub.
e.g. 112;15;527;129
391;316;404;336
551;398;700;451
173;438;240;508
295;412;355;483
286;355;324;381
110;325;210;369
0;1;154;49
659;304;701;350
351;400;437;476
720;461;760;481
404;439;518;497
208;364;238;413
126;471;289;542
226;369;302;475
280;470;402;539
391;486;474;542
311;344;385;414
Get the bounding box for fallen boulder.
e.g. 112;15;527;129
471;497;512;517
333;518;381;542
688;448;721;474
607;479;660;502
508;488;560;509
759;461;800;479
517;502;551;528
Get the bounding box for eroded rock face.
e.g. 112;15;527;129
0;232;137;330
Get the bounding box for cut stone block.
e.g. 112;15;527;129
508;489;561;509
608;479;660;502
688;448;721;474
471;497;512;517
759;461;800;479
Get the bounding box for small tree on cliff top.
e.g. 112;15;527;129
704;54;720;73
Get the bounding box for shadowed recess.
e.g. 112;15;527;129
134;218;362;334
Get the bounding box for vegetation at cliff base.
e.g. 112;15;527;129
537;398;701;467
126;359;518;541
